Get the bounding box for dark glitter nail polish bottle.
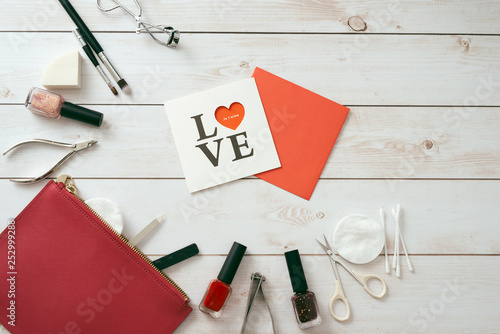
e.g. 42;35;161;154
285;250;321;329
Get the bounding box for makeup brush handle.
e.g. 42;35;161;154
152;243;199;270
82;45;99;67
59;0;103;53
98;52;123;83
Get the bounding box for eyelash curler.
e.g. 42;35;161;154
96;0;180;48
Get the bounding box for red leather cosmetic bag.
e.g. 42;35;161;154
0;179;192;334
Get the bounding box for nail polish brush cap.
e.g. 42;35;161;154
217;242;247;285
61;102;103;127
285;249;309;293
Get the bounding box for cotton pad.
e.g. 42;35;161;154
85;198;124;234
332;215;385;264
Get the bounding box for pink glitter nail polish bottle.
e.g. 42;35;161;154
25;87;103;126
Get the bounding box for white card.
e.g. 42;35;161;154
165;78;281;192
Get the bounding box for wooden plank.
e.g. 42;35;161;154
1;256;497;333
1;106;499;179
0;179;498;255
1;0;500;34
168;256;500;333
2;33;500;106
0;1;496;334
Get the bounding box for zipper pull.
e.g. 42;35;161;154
56;174;78;194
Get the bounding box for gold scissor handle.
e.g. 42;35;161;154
329;280;351;322
352;270;387;299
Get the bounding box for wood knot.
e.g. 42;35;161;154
421;139;434;150
461;40;470;52
268;206;316;226
1;88;12;98
348;16;367;32
239;61;249;68
316;212;325;219
457;37;470;52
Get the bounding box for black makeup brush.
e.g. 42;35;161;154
73;29;118;96
59;0;130;94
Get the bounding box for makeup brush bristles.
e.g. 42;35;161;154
118;79;131;94
109;84;118;96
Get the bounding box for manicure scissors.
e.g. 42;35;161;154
96;0;180;48
3;139;97;184
317;234;387;322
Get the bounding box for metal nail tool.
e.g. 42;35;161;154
317;234;387;322
3;139;97;184
129;215;164;247
96;0;180;48
241;272;276;334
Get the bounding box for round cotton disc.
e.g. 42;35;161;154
85;198;124;234
332;215;384;264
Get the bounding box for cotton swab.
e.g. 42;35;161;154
396;206;414;272
392;210;399;270
392;205;401;278
380;207;390;274
398;229;414;272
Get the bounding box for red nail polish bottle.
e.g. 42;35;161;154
199;242;247;318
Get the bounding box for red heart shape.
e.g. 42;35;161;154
215;102;245;130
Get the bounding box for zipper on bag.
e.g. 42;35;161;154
55;175;189;302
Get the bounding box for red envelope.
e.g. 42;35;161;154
253;68;349;200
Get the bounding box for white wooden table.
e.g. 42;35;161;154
1;1;500;333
